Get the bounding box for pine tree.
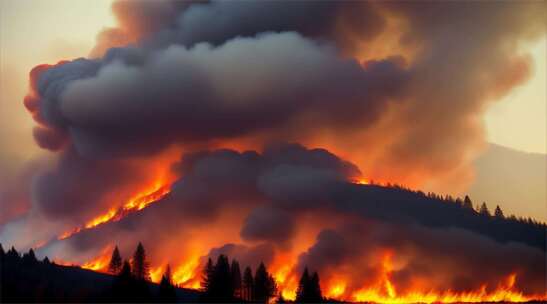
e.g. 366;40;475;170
242;266;254;301
164;264;173;285
463;195;473;210
119;260;132;278
231;259;242;298
295;268;323;302
131;242;150;281
111;260;135;302
479;202;490;216
202;258;215;292
159;264;177;303
310;272;323;302
108;246;123;274
494;205;505;218
296;267;310;302
22;248;37;265
211;254;232;300
253;262;276;303
43;256;51;264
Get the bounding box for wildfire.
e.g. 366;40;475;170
327;281;346;298
355;178;370;185
81;246;112;273
172;257;201;288
350;252;540;303
58;181;171;240
73;245;546;304
150;266;164;283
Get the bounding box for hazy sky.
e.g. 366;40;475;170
0;0;545;179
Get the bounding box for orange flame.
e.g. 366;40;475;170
58;181;171;240
354;178;370;185
73;245;545;304
350;253;541;303
81;246;112;273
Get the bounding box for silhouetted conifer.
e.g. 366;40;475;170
202;258;214;292
253;262;276;303
479;202;490;216
159;264;177;303
6;246;20;262
131;242;150;281
108;246;123;274
494;205;505;218
310;272;323;302
212;254;233;301
43;256;50;264
295;268;323;302
111;260;132;302
463;195;473;210
230;259;242;298
242;266;254;301
22;248;38;265
296;268;310;302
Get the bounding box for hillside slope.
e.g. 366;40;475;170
469;144;546;222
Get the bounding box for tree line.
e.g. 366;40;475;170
379;181;545;227
1;242;326;303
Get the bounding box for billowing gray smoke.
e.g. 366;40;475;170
29;32;405;157
1;0;546;298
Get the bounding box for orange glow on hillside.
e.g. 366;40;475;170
355;178;370;185
73;244;547;304
58;180;171;240
350;252;541;303
81;246;112;273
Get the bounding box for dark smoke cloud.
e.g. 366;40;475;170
240;206;294;245
23;0;546;194
30;32;406;158
31;147;141;222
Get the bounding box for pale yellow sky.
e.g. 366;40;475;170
0;0;545;173
0;0;114;176
485;38;546;154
